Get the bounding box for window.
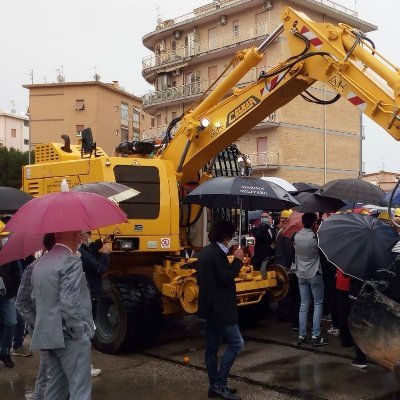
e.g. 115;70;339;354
157;74;170;90
121;127;129;142
233;20;239;38
132;107;140;132
256;12;266;36
257;137;267;153
120;102;129;127
11;128;16;138
208;27;217;51
76;124;84;133
24;139;29;145
208;66;218;84
171;41;176;52
172;111;177;120
75;99;85;111
151;117;155;128
23;120;29;127
156;114;162;127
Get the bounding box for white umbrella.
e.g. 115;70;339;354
261;177;297;193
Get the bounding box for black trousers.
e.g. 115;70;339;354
336;289;353;347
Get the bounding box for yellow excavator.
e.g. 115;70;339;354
23;7;400;373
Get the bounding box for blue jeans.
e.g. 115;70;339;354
205;322;244;388
298;274;324;337
0;297;17;355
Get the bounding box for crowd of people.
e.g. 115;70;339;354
0;207;399;400
196;208;400;400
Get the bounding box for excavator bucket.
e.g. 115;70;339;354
349;280;400;377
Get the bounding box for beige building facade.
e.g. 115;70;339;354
24;81;152;155
363;171;399;192
0;111;29;152
141;0;375;184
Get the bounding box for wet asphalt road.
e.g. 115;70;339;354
1;314;400;400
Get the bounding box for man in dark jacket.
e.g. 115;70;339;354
80;232;111;319
251;211;275;269
0;235;22;368
197;220;244;400
80;231;111;378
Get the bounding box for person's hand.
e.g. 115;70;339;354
233;247;245;262
101;243;112;255
102;234;113;244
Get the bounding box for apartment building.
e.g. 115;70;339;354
24;81;152;155
0;111;29;152
363;171;399;192
141;0;375;184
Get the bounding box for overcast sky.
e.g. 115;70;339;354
1;0;398;173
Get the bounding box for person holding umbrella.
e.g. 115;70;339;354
197;220;244;400
3;189;127;399
30;230;94;400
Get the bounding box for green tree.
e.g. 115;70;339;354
0;147;34;188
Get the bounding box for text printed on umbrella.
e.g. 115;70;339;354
240;186;269;195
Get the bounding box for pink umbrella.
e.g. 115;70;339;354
4;191;128;234
0;233;45;265
281;210;304;238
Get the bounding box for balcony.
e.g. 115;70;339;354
248;151;279;170
141;125;169;141
142;81;205;112
142;21;276;79
153;0;357;31
142;64;271;112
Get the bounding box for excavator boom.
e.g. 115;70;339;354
159;7;400;186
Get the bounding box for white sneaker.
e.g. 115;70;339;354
327;326;340;337
91;365;102;377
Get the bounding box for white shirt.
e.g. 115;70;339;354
217;241;229;254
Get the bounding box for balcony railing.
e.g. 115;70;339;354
154;0;356;32
141;111;277;141
248;151;279;169
143;22;275;72
143;64;271;108
141;125;169;141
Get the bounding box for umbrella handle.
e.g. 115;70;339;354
238;197;242;247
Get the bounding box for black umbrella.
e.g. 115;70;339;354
183;176;299;242
0;187;33;213
293;182;321;193
183;176;299;210
318;213;398;280
318;179;385;206
293;192;345;213
71;182;139;203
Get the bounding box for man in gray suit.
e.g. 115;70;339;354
30;231;94;400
